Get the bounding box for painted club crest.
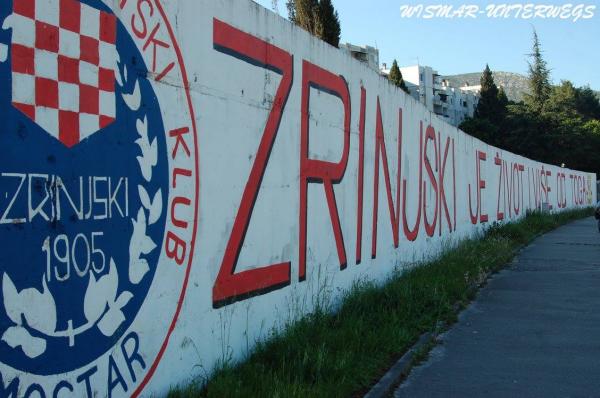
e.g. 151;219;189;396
0;0;198;396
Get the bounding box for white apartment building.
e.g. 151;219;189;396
438;83;480;126
380;64;480;127
399;64;437;111
460;84;482;94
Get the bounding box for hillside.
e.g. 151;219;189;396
444;72;600;103
443;72;530;102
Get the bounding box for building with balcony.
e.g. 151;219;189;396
381;64;480;127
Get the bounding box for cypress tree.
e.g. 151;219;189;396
388;60;409;93
475;64;500;121
525;29;551;113
497;86;508;107
497;86;509;118
287;0;341;47
318;0;341;47
286;0;320;35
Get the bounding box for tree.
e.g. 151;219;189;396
318;0;341;47
474;64;503;123
497;86;509;107
461;34;600;177
500;103;549;161
544;81;600;122
497;86;509;119
286;0;341;47
287;0;319;34
545;80;578;117
388;60;409;93
459;117;500;146
575;86;600;120
525;29;551;113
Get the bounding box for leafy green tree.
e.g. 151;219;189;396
388;60;409;93
501;90;600;176
286;0;341;47
545;80;578;117
575;86;600;120
501;103;549;161
459;117;500;146
461;32;600;178
524;29;551;113
583;119;600;136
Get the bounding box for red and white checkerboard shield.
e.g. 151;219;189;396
10;0;116;148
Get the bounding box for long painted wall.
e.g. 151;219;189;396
0;0;595;396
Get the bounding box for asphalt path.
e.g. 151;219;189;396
395;217;600;398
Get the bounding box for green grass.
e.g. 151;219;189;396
168;208;593;398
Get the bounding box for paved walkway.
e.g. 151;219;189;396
395;217;600;398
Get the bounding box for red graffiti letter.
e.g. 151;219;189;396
423;125;438;237
438;134;453;235
356;88;366;264
402;123;423;241
469;150;487;224
212;19;293;308
299;60;351;281
495;153;504;221
371;99;402;258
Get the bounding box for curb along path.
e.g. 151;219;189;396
393;217;600;398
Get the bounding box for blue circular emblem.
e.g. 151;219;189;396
0;0;168;375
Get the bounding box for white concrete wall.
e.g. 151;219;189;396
0;0;595;397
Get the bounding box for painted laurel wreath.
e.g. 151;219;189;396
0;18;163;359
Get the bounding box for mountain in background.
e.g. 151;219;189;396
444;72;600;103
443;72;530;102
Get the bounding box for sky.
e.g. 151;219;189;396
254;0;600;89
